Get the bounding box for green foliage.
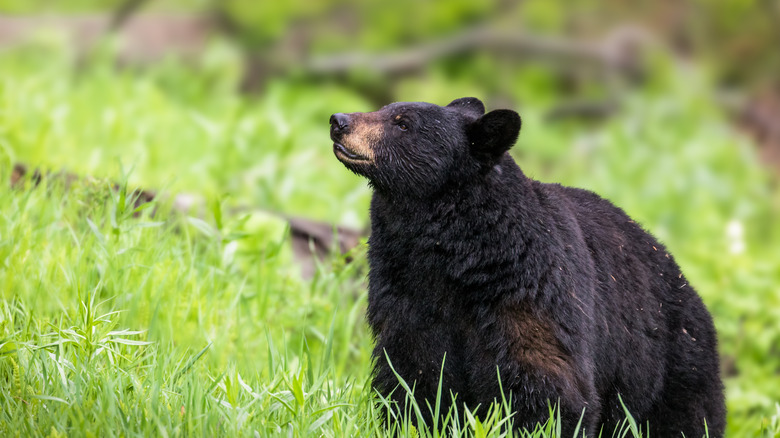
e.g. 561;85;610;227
0;36;779;436
221;0;497;51
0;41;372;228
759;404;780;437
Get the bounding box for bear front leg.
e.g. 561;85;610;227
506;368;597;436
468;305;600;436
464;351;599;436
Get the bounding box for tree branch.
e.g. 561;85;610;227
303;27;641;77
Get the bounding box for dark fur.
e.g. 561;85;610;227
330;98;725;437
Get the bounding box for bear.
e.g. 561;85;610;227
329;97;725;437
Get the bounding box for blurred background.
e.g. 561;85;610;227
1;0;779;435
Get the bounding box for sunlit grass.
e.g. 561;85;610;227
0;169;374;435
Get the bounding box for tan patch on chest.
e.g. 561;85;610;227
494;305;593;407
501;306;574;379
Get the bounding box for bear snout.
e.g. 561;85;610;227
329;112;378;164
330;113;351;140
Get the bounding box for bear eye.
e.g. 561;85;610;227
397;122;408;132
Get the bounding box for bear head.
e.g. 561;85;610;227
330;97;522;198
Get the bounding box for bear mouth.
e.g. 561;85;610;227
333;142;371;163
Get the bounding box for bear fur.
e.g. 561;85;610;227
330;97;725;437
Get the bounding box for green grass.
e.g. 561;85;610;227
1;40;779;436
0;168;374;436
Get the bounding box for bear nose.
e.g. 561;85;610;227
330;113;350;133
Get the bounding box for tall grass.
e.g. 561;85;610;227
0;170;373;436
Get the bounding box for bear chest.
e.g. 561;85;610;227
370;291;478;396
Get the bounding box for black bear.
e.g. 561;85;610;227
329;97;725;437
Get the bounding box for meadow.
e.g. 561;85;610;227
1;37;780;437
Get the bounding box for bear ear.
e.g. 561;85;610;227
466;109;522;160
447;97;485;117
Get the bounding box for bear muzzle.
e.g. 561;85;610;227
330;112;378;164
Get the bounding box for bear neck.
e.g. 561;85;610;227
372;153;531;215
368;154;549;302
